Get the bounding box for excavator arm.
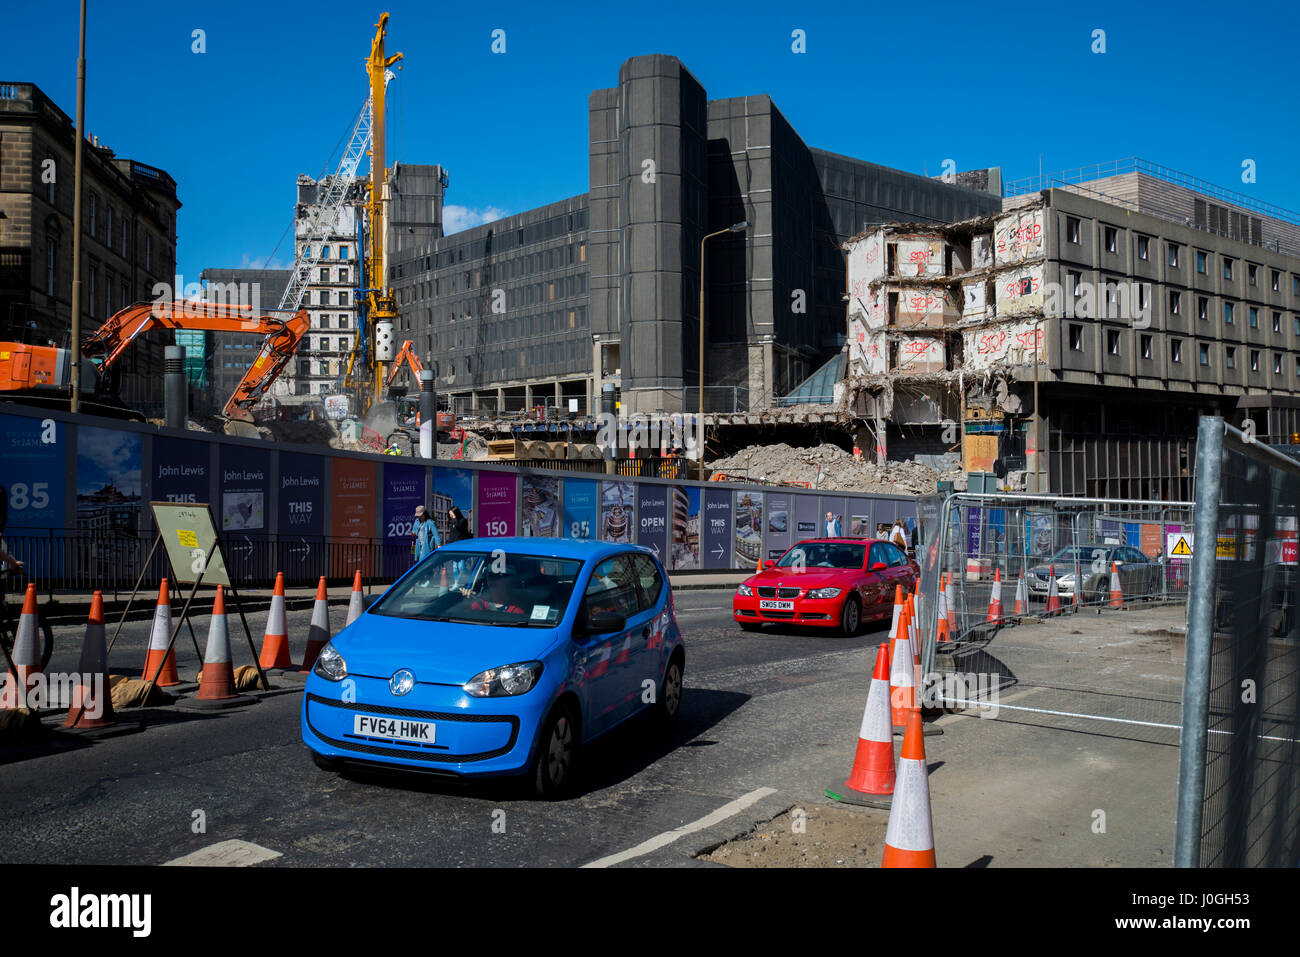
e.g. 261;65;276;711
81;301;310;422
384;339;424;392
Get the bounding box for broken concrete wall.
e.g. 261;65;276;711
963;319;1045;370
962;280;989;322
848;320;887;375
993;207;1045;264
895;336;946;373
994;263;1044;317
892;286;958;329
846;230;885;300
892;238;946;278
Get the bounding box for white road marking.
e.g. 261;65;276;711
163;839;283;867
580;786;778;868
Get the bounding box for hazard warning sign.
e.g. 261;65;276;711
1166;533;1193;558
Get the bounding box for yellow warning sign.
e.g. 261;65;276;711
1216;537;1240;559
1169;536;1192;556
177;529;198;548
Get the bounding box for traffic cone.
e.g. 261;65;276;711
889;631;917;728
935;585;951;643
141;579;181;687
1108;561;1125;609
300;577;331;672
986;567;1003;623
1;584;42;710
258;572;292;669
889;600;911;670
64;592;116;729
1045;564;1061;615
843;644;895;796
945;573;958;634
881;709;936;868
195;587;238;702
1012;571;1028;616
887;585;905;643
345;570;364;626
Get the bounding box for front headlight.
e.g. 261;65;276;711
807;587;842;599
737;583;753;597
313;642;347;681
463;661;543;697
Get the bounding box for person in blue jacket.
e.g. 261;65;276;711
412;504;442;563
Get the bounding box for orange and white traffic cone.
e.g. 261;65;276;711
345;570;365;626
195;586;239;703
986;566;1003;623
935;584;950;643
1109;561;1125;609
1;583;43;710
881;709;936;868
258;572;292;670
64;591;116;730
1045;564;1061;615
887;585;906;643
1012;571;1028;617
300;577;331;672
142;578;181;687
888;601;908;671
843;644;895;796
889;631;917;729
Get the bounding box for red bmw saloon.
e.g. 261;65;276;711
732;538;918;635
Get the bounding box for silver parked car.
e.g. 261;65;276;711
1026;545;1163;603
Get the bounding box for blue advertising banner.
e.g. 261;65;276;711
734;490;763;570
562;479;598;541
0;413;66;532
219;446;270;533
383;463;428;576
763;491;791;561
152;436;209;505
669;486;700;570
966;506;983;557
76;424;142;536
433;466;473;540
702;488;732;570
278;452;326;538
636;483;669;563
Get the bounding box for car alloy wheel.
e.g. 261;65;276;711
840;595;861;636
658;654;683;725
532;702;578;799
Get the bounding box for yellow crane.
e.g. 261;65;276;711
342;12;402;415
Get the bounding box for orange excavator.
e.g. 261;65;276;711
385;338;456;434
1;300;309;423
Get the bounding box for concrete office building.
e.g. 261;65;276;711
844;159;1300;499
390;55;1002;418
0;81;180;413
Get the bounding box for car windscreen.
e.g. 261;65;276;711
368;551;585;628
777;542;865;569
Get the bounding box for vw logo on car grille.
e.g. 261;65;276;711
389;669;415;696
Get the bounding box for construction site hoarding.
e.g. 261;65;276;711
1;403;919;588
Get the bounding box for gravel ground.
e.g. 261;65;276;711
700;804;888;867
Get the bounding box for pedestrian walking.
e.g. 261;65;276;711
890;518;908;553
446;506;470;543
412;505;441;564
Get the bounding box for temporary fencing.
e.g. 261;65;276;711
914;491;1195;745
1175;417;1300;868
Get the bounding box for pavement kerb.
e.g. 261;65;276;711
612;789;795;867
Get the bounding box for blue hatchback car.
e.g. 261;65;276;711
302;538;685;797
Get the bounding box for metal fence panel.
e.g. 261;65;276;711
1177;417;1300;868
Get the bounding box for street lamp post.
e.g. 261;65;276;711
69;0;88;413
698;221;748;466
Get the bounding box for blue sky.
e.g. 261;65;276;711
6;0;1298;283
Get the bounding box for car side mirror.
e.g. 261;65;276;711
764;560;776;570
586;611;625;634
870;561;888;572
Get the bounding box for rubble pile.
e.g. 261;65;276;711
708;442;956;494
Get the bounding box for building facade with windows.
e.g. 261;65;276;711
389;54;1002;418
844;162;1300;498
0;81;180;413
